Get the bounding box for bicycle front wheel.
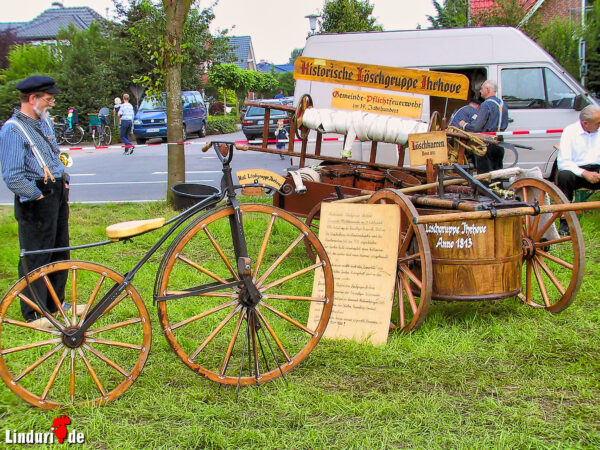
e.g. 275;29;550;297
65;126;84;145
0;261;151;409
155;204;334;386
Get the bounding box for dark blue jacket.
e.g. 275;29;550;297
449;104;478;128
464;96;508;132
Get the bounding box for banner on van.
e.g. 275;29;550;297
331;88;422;118
295;57;468;100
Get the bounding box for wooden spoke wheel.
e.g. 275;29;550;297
509;177;585;312
294;94;313;140
0;261;151;409
155;204;334;386
428;111;442;132
367;189;432;333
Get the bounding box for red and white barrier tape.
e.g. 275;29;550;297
481;129;563;136
63;129;565;151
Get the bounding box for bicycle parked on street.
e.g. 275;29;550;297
0;141;334;409
88;107;112;146
52;114;84;145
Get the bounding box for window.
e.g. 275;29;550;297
501;68;577;109
545;70;576;108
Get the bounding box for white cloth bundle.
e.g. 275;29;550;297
302;108;428;157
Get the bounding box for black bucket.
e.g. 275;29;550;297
171;183;220;211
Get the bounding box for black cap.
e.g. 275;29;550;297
16;75;60;94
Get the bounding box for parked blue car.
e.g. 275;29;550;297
133;91;207;144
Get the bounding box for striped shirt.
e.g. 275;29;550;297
0;108;65;202
118;102;135;121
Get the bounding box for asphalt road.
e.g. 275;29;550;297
0;130;293;205
0;129;552;205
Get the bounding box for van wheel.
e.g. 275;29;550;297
182;126;187;142
136;137;146;145
198;122;207;138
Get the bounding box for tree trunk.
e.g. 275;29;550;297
163;0;192;204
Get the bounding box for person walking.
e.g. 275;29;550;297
459;80;509;173
118;93;135;155
0;75;74;326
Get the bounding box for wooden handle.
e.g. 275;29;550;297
414;200;600;224
201;141;212;152
235;143;249;151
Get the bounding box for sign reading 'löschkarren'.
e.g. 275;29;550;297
294;57;469;100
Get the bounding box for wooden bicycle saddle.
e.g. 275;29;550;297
106;217;165;241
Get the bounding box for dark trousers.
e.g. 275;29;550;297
474;143;505;174
120;120;133;146
15;178;70;321
556;164;600;201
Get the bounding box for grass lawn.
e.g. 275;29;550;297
0;200;598;448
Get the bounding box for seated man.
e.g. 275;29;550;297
448;97;480;128
556;104;600;235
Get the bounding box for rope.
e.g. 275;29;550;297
302;108;428;158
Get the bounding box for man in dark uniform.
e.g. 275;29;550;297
0;76;75;327
459;80;509;173
448;98;481;128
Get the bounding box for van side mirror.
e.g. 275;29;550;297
573;94;588;111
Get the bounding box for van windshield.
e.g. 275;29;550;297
139;95;166;111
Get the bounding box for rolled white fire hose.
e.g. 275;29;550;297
302;108;428;157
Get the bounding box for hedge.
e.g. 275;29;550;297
207;116;238;135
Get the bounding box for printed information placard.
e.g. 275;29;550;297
308;202;399;346
295;57;469;100
331;88;423;118
408;131;449;166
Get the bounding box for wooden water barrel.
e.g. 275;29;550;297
319;164;355;187
417;208;522;301
384;169;421;189
354;168;385;191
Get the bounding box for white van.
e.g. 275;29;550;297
294;26;597;178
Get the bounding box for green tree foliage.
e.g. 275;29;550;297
1;43;59;83
0;43;60;121
209;63;241;107
289;48;303;64
537;18;581;80
473;0;541;39
586;1;600;94
318;0;382;33
0;29;22;70
54;23;119;120
427;0;468;28
274;72;294;97
113;0;230;97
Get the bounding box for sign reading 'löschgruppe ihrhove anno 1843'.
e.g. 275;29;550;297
294;57;469;100
331;88;423;118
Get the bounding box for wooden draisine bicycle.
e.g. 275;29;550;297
0;141;334;409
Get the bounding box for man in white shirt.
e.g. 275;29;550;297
118;93;135;155
556;104;600;234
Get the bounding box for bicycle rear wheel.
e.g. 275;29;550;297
65;125;84;145
155;204;334;386
102;126;112;146
0;261;151;409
